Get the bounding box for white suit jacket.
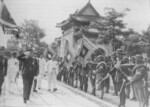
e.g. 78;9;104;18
47;60;59;75
7;58;19;73
39;58;46;74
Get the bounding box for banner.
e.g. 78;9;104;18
0;0;16;28
79;36;96;59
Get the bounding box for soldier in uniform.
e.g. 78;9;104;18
80;63;89;92
87;60;96;96
73;57;81;88
94;55;107;99
105;49;129;107
110;52;118;95
69;63;74;86
105;56;111;93
130;56;137;101
127;55;148;107
0;47;7;95
17;49;37;103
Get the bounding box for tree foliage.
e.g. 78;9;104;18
142;25;150;57
90;8;130;51
20;19;46;49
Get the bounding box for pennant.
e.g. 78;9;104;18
0;0;16;28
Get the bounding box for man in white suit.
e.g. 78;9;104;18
7;52;19;94
46;56;59;92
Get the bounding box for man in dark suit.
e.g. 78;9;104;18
0;47;7;95
17;49;37;103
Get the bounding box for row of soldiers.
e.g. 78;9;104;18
57;48;150;107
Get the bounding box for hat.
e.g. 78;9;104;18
116;49;124;55
96;55;105;62
135;54;143;63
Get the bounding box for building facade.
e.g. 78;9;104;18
56;1;113;62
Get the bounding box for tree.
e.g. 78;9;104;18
102;8;129;50
91;8;130;51
20;19;46;49
142;25;150;57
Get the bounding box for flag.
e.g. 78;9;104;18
0;0;16;28
79;35;96;59
79;44;89;58
66;50;73;62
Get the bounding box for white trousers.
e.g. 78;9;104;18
7;72;17;93
37;73;45;89
48;70;57;90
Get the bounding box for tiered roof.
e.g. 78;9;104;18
57;1;102;29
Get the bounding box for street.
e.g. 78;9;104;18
0;77;102;107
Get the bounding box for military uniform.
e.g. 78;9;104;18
80;64;89;92
95;60;107;99
128;55;148;107
88;62;96;96
0;55;7;95
68;64;74;86
108;49;129;107
17;52;37;103
57;60;65;81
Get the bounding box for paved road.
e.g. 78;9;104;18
0;77;102;107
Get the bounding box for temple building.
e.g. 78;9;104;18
56;1;113;62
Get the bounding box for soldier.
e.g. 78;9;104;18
73;57;81;88
130;56;137;101
105;56;111;93
17;49;37;103
94;55;107;99
88;61;97;96
80;63;89;92
110;52;118;95
0;47;7;95
105;49;128;107
127;55;148;107
57;58;65;81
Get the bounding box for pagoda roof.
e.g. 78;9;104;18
57;1;102;28
75;1;100;17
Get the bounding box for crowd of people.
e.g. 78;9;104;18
0;47;59;104
0;46;150;107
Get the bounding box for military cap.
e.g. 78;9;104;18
96;55;105;62
135;54;143;62
123;56;129;60
116;49;125;54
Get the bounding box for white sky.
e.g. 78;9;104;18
0;0;150;46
